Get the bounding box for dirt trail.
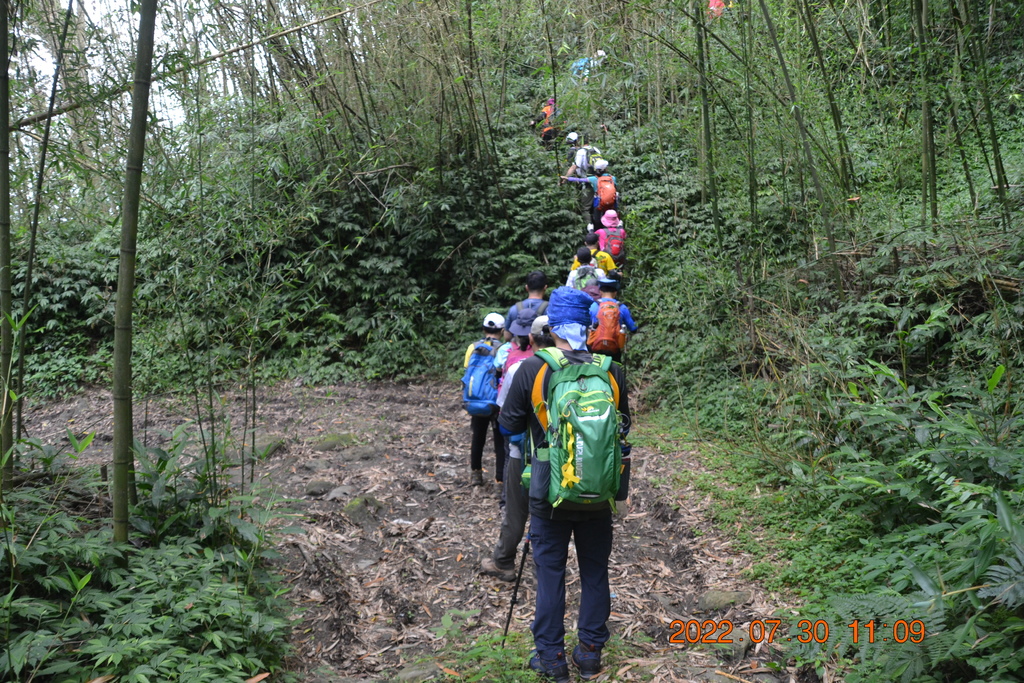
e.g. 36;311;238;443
24;381;806;683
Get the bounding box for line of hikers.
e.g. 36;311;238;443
458;114;639;681
458;171;638;683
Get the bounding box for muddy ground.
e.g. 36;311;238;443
23;381;814;683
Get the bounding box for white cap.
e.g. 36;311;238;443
596;50;607;58
566;132;579;142
483;312;505;331
594;158;609;172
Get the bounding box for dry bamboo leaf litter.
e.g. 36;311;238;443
33;381;807;681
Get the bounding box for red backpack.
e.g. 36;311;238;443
587;300;627;353
604;227;625;266
595;175;617;211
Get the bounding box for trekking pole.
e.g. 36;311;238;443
502;538;531;647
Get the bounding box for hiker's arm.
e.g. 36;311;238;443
560;176;587;183
621;306;639;333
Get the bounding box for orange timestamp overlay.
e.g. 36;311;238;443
668;618;926;645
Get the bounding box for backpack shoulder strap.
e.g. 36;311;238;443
592;354;621;409
531;364;551;431
536;300;549;315
531;348;567;431
516;301;524;314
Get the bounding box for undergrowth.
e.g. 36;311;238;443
0;434;296;683
428;608;653;682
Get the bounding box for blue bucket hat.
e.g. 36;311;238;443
547;287;593;327
547;287;593;350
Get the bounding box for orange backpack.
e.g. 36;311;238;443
587;300;627;354
596;175;617;211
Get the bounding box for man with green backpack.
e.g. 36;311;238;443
498;286;632;682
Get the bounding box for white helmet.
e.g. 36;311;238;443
566;131;580;143
482;312;505;331
594;158;609;172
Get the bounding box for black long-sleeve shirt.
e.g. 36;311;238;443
498;349;631;520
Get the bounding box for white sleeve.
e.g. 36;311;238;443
496;361;523;408
566;270;577;288
574;148;588;167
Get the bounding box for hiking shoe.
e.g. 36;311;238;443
572;642;602;680
470;469;484;486
480;557;516;582
528;651;570;682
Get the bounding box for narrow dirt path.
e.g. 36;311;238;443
25;381;807;683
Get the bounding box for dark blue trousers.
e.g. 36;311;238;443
529;512;613;659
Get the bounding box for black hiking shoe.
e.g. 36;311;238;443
572;642;602;680
470;469;484;486
529;651;570;683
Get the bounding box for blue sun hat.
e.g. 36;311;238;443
546;286;593;350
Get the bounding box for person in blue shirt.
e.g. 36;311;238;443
588;277;637;364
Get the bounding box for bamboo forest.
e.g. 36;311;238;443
1;0;1023;679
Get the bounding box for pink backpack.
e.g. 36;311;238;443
504;345;534;376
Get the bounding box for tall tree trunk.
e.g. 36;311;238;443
912;0;938;227
112;0;158;543
0;0;12;491
799;0;855;196
694;0;722;249
757;0;843;298
953;0;1008;227
17;0;75;440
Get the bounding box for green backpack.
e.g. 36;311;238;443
525;347;622;508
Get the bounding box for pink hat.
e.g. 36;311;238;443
600;210;620;228
547;98;555;105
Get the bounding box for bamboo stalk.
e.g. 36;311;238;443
16;0;75;441
0;0;12;490
112;0;158;544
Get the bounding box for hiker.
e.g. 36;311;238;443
570;233;616;275
497;286;632;683
462;312;508;487
565;132;581;168
481;313;553;582
563;135;603;223
560;158;618;227
566;247;604;301
504;270;549;342
531;98;559;144
594;210;626;268
564;134;602;179
588;277;637;364
569;50;607;84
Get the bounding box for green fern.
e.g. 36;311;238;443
980;543;1024;608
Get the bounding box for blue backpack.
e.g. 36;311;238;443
462;339;499;415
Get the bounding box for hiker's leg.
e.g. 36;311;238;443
530;515;572;660
469;415;488;472
493;454;528;567
573;513;614;649
491;412;507;482
580;185;594;216
499;438;511;509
